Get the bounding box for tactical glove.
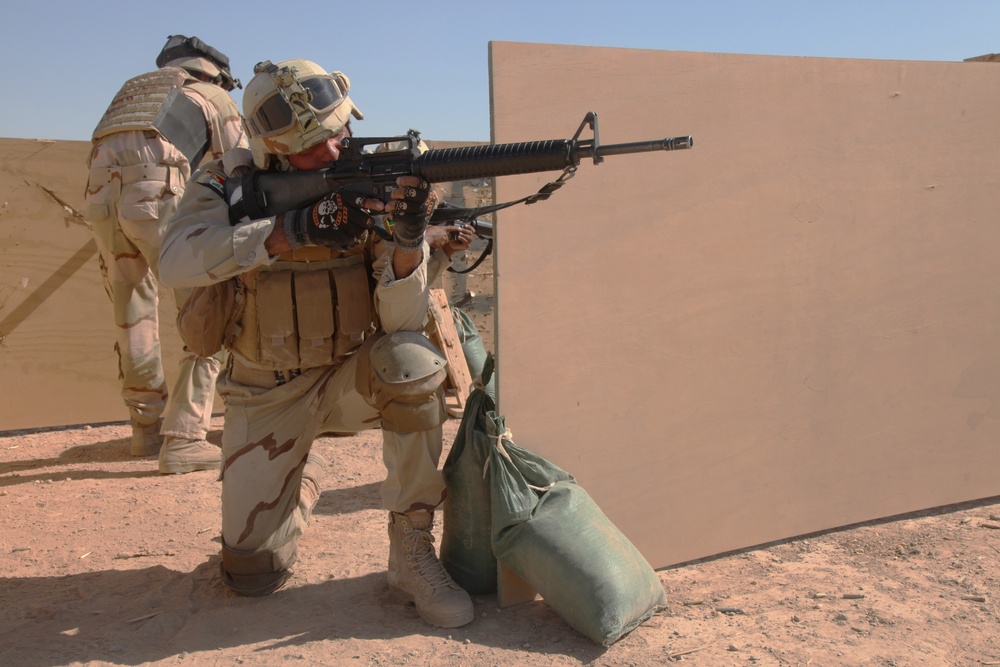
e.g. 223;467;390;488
284;192;372;251
390;179;437;252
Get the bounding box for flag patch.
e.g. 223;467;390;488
198;167;227;198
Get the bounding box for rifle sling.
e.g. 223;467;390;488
447;238;492;275
443;163;576;275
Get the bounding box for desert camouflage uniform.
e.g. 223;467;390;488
84;69;246;441
159;148;448;592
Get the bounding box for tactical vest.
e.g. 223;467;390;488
187;79;237;127
92;67;209;166
230;243;378;371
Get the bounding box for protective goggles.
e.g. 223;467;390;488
248;75;349;137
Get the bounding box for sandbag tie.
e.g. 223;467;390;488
485;429;556;493
528;481;556;493
482;427;514;479
496;430;513;460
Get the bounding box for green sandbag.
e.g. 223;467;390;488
451;306;495;402
440;356;498;594
489;434;666;646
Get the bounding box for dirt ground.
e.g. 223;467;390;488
2;412;1000;667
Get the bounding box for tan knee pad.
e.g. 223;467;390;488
355;331;448;432
220;539;298;597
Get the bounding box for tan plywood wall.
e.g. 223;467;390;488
0;139;196;430
489;41;1000;569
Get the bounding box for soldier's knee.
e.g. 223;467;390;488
220;539;297;597
355;331;448;433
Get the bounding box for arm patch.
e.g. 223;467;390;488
198;167;227;199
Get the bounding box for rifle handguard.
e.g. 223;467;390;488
412;140;575;182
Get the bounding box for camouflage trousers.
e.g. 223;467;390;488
87;164;222;439
218;352;446;571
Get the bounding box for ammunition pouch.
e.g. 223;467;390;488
85;162;184;223
176;279;241;357
230;249;375;371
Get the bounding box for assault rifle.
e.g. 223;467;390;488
226;112;692;229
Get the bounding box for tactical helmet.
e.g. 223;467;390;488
157;34;240;91
243;59;364;169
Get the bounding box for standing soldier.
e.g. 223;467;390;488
84;35;247;474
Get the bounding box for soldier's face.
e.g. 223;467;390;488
288;126;351;170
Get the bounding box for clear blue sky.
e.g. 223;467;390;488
3;0;999;143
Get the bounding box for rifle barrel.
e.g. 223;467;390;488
595;136;693;158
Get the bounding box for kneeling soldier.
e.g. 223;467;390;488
159;58;474;628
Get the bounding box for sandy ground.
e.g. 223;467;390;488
2;410;1000;667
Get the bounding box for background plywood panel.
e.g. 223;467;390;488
0;138;197;430
0;138;489;431
489;41;1000;569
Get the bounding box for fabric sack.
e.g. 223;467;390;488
451;306;495;402
488;431;666;646
440;355;499;594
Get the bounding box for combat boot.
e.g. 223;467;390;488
131;419;163;457
387;511;475;628
299;451;327;523
158;436;222;474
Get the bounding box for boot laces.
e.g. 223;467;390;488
404;527;452;589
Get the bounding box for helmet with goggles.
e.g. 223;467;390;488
243;59;364;169
156;34;240;91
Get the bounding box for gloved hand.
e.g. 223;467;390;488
387;176;439;252
283;192;374;251
424;223;474;257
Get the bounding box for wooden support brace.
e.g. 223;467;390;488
426;288;473;418
497;561;538;608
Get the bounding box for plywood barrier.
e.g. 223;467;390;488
0;138;201;430
489;41;1000;569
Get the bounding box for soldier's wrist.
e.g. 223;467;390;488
283;209;309;249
